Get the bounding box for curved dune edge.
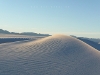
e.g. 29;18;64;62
0;34;100;75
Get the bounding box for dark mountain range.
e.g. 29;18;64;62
0;29;50;36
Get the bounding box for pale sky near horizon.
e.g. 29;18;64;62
0;0;100;38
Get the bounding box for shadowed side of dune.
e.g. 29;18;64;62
78;38;100;51
0;35;100;75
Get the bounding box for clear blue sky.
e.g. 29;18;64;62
0;0;100;38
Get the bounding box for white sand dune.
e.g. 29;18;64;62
0;35;100;75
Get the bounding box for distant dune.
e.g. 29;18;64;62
0;34;46;44
0;35;100;75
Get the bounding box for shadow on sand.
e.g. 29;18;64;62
78;38;100;51
0;38;30;44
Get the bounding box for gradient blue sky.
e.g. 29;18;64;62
0;0;100;38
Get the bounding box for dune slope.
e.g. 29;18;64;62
78;37;100;51
0;35;100;75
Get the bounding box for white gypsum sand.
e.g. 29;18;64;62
0;34;100;75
